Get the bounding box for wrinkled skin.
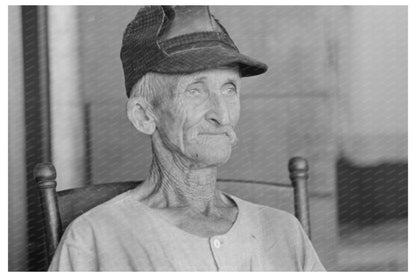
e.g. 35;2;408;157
127;68;241;237
155;68;240;168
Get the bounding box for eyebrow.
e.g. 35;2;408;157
227;77;237;82
224;78;239;85
191;76;207;83
186;75;239;86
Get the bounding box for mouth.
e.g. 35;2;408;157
197;130;237;146
198;132;228;136
192;126;237;146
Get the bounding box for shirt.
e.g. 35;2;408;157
49;188;325;271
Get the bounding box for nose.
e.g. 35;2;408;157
205;94;230;126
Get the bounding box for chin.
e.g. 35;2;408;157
186;142;232;167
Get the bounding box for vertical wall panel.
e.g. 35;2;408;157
8;6;27;271
49;6;86;190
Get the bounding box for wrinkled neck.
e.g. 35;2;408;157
141;132;223;213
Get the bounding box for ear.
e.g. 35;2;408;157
127;97;157;135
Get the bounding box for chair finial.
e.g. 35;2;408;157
34;163;57;183
289;157;308;172
289;157;308;180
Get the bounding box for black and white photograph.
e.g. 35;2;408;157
8;4;408;272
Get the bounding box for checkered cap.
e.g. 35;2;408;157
120;6;268;97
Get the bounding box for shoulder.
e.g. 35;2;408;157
229;194;306;242
56;188;144;257
233;195;300;228
65;188;141;236
231;195;325;271
49;193;134;271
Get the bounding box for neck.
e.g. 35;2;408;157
140;132;224;214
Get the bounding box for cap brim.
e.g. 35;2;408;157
151;46;268;77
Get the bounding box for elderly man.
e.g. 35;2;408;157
49;6;325;271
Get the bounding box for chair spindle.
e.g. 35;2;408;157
34;163;63;264
289;157;311;238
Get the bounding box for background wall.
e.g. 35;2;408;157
337;6;407;165
334;7;407;270
8;5;407;271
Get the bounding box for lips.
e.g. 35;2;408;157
199;132;227;136
198;128;237;146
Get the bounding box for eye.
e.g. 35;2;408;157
222;84;238;96
186;88;202;96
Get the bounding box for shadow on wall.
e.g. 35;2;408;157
337;156;407;225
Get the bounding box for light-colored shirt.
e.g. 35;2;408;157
49;188;325;271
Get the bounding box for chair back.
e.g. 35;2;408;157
34;157;310;265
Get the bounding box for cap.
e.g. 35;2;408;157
121;6;268;97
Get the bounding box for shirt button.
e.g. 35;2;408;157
213;238;221;248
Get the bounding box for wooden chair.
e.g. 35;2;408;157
34;157;311;264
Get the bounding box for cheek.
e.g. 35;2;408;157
157;101;186;139
228;101;241;126
181;99;209;129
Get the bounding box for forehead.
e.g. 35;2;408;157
177;68;241;87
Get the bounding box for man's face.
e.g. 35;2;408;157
155;68;241;167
